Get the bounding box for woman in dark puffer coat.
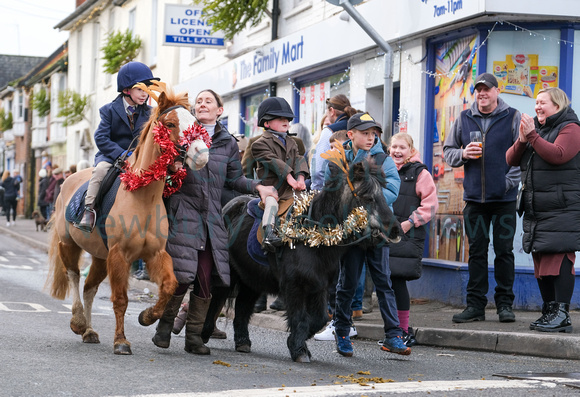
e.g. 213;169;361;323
151;89;276;355
507;87;580;334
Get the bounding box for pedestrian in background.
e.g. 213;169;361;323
289;123;313;163
388;132;438;346
443;73;521;324
37;168;51;220
310;94;357;191
506;87;580;333
2;171;18;227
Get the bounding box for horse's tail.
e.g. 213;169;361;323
45;227;69;300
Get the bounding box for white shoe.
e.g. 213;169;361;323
349;324;358;338
314;322;336;341
6;222;10;227
314;321;357;341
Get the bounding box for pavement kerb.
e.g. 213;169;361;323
416;327;580;360
1;225;50;253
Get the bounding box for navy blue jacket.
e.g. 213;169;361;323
443;97;521;203
93;95;152;165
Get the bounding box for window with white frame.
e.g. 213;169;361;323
92;23;100;92
105;9;115;87
150;0;158;65
18;92;23;119
77;30;83;90
129;8;136;32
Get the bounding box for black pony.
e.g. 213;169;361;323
202;158;401;362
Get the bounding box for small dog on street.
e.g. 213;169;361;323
32;211;48;232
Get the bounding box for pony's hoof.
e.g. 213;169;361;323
70;321;87;335
294;353;311;363
138;308;155;326
114;343;132;355
82;330;100;344
236;344;251;353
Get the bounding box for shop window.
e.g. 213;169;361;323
296;69;350;141
241;89;269;138
430;33;478;263
487;29;560;116
571;30;580;104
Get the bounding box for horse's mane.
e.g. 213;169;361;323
311;158;386;222
132;88;191;159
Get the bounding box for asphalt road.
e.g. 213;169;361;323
1;233;579;396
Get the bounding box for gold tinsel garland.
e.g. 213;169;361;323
278;191;369;249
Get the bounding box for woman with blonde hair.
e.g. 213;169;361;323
388;132;438;346
507;87;580;333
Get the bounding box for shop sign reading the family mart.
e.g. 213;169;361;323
163;4;225;48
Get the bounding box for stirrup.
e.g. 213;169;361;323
75;207;97;232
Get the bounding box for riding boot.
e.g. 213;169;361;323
152;293;186;348
262;225;282;252
172;302;189;335
184;293;212;355
534;302;573;333
76;205;96;232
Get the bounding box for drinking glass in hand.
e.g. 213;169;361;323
470;131;482;158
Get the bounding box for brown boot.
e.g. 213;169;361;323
172;302;189;335
76;206;96;232
152;293;186;348
184;293;212;355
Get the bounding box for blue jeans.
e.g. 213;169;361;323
351;264;365;311
335;246;401;338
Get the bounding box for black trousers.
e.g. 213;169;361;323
464;201;516;309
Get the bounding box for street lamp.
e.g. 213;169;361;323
326;0;394;137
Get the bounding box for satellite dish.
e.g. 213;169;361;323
326;0;364;5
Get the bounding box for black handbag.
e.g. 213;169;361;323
516;153;534;217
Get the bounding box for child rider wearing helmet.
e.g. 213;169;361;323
251;97;310;251
76;61;160;232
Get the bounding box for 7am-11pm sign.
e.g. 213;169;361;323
163;4;225;48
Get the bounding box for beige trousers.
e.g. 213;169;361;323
85;161;112;207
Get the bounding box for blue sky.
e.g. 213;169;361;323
0;0;75;57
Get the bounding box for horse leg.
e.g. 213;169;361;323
307;287;330;339
81;256;108;344
233;283;261;353
57;241;85;336
201;286;229;344
107;245;132;355
284;286;313;363
138;250;178;326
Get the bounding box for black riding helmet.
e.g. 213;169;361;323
257;97;295;127
117;61;160;92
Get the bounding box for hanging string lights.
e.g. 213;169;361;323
402;20;574;79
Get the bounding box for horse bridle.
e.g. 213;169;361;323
157;105;190;164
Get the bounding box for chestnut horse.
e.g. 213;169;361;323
46;83;209;355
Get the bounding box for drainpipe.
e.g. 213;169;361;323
331;0;394;137
271;0;280;41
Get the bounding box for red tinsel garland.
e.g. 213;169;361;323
120;122;211;197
